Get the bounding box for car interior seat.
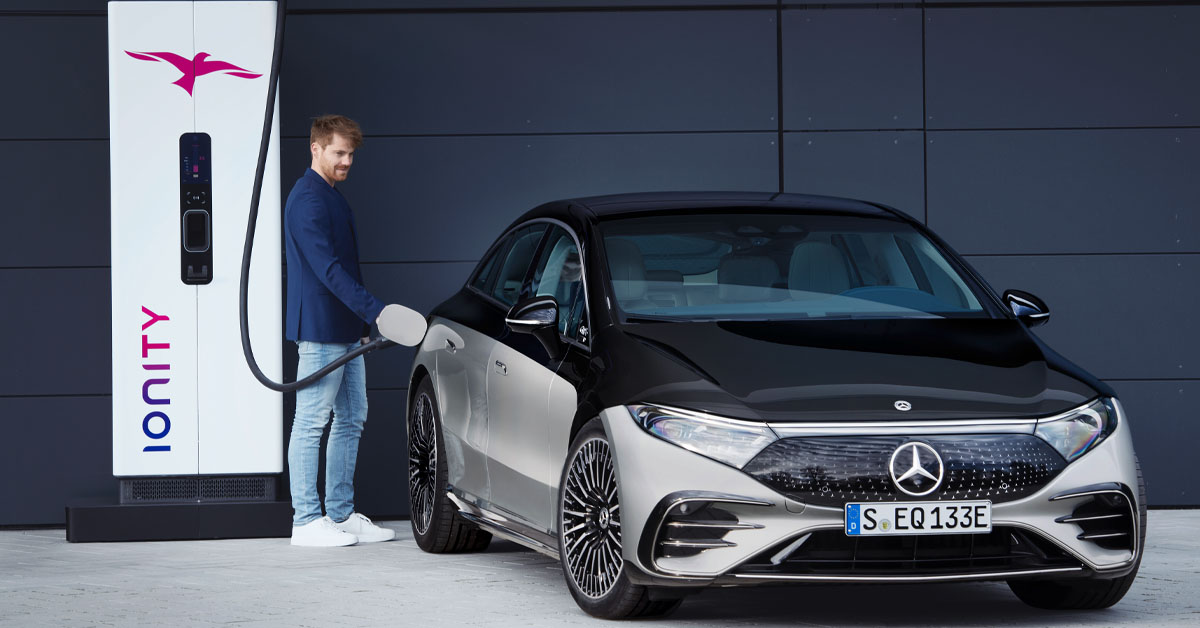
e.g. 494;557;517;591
606;238;651;309
645;269;687;308
717;256;780;303
788;241;852;299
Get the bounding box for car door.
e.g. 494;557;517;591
433;225;545;505
486;224;587;533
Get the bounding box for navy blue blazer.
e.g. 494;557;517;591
284;168;386;343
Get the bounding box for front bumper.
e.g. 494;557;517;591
599;403;1140;587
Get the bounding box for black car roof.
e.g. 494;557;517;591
582;191;901;217
514;191;909;227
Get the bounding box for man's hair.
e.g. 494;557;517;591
310;114;363;149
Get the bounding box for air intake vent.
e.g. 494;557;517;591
737;526;1080;577
654;502;761;559
124;477;200;503
120;476;277;504
1056;492;1136;551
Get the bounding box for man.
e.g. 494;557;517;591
284;115;395;547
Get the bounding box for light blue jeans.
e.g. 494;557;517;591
288;341;368;526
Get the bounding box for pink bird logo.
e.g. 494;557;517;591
125;50;262;96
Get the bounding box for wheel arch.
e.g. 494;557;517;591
568;393;605;450
408;364;432;418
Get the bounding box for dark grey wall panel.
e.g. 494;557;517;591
282;133;778;263
783;9;922;131
0;270;109;398
923;0;1168;4
291;0;767;7
966;254;1199;381
0;396;116;526
0;269;110;396
928;130;1200;255
1109;381;1198;507
355;389;409;517
281;10;776;136
0;140;109;267
783;131;924;219
926;8;1200;129
1;2;107;11
0;16;107;140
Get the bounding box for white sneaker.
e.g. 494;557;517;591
332;512;396;543
291;516;358;547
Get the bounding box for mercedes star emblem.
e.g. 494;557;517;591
889;442;944;496
894;400;912;412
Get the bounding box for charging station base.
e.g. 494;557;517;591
65;500;292;543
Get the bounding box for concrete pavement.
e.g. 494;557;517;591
1;510;1197;627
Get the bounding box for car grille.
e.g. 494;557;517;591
736;526;1079;577
743;435;1066;507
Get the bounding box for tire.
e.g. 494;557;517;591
408;376;491;553
557;417;683;619
1008;455;1147;610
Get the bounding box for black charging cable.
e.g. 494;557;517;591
239;0;395;392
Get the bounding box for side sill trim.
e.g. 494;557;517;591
447;491;560;559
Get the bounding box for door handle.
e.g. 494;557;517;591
494;360;508;376
445;338;457;353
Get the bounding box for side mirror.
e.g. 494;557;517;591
377;303;429;346
506;296;565;359
1003;290;1050;328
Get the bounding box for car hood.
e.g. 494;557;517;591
599;318;1103;423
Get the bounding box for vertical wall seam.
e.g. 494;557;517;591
921;4;929;226
776;1;785;193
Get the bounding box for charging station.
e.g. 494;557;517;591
67;0;291;541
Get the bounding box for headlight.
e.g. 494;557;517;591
1034;398;1119;462
629;403;777;469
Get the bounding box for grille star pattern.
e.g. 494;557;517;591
743;435;1066;507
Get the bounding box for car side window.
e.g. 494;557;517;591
490;225;547;307
531;227;588;343
470;235;510;294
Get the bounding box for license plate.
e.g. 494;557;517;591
845;501;991;536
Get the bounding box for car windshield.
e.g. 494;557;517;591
600;212;990;321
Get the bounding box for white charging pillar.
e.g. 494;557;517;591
109;1;282;479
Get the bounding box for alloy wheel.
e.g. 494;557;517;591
408;392;438;536
561;437;623;599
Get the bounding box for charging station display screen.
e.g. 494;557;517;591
181;134;211;184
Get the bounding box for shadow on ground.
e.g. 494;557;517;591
675;581;1126;626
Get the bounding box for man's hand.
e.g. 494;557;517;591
361;336;370;346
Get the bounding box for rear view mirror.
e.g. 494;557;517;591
377;304;429;346
506;296;565;359
1003;290;1050;328
506;296;559;331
